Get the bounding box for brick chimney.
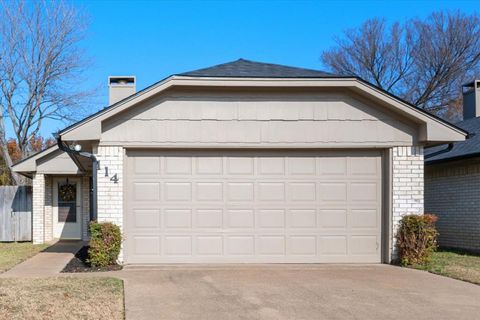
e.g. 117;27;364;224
108;76;136;105
463;80;480;119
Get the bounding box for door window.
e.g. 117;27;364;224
58;182;77;223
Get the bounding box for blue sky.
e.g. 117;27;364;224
23;0;480;137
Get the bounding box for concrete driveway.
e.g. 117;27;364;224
120;265;480;320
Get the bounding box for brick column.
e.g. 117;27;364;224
32;173;45;244
95;145;124;261
391;146;424;260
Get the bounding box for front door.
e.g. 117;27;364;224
53;178;82;239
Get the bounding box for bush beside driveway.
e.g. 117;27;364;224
0;242;49;273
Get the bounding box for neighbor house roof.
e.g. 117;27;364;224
178;59;339;78
425;117;480;163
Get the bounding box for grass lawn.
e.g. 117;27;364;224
0;277;124;320
0;242;50;273
414;249;480;285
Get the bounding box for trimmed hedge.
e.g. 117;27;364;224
87;222;122;267
396;214;438;266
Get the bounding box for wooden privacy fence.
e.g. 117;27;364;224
0;186;32;242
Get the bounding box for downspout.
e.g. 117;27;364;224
56;135;98;221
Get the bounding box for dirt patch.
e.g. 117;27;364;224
62;246;122;273
0;277;123;320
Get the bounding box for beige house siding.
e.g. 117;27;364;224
101;90;418;147
425;159;480;252
391;146;424;259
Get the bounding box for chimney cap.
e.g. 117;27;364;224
109;76;136;86
462;79;480;89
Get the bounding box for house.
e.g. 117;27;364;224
12;59;467;264
425;80;480;253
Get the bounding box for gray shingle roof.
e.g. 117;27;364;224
178;58;339;78
425;117;480;163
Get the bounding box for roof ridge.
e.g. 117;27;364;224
178;58;336;78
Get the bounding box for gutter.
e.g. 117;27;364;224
56;135;98;221
424;143;454;160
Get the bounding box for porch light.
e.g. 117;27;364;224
74;144;82;152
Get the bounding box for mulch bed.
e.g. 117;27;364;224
62;246;122;273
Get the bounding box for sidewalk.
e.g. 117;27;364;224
1;240;84;278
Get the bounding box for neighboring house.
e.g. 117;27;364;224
425;80;480;253
12;59;466;264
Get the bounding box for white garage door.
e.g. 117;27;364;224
125;150;382;264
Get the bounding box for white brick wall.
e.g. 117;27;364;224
391;146;424;260
95;145;124;261
32;173;45;244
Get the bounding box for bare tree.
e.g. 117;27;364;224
321;11;480;120
0;0;91;185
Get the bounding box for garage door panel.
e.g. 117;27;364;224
165;236;192;255
289;236;317;255
227;157;254;175
165;157;192;174
258;183;285;201
196;209;223;228
319;209;347;228
258;236;286;255
258;209;285;228
196;157;223;174
288;157;317;175
319;157;347;175
227;236;255;255
350;182;378;201
196;182;223;201
133;182;160;201
132;209;161;228
227;209;255;228
320;183;347;202
320;236;348;255
289;183;316;201
227;182;254;201
258;157;285;175
164;182;192;201
289;209;317;228
164;209;192;228
197;236;223;255
125;150;382;263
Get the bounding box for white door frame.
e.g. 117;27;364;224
53;177;82;239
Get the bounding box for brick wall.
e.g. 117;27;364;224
95;145;124;261
425;159;480;252
32;173;45;244
391;146;424;260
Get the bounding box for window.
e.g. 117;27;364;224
58;182;76;223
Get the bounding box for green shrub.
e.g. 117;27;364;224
87;222;122;267
396;214;438;266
